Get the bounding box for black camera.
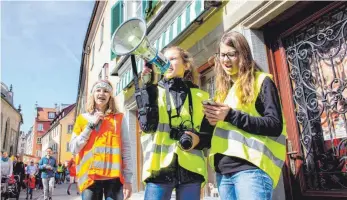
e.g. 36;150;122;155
170;127;195;150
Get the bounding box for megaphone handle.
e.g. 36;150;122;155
130;55;144;109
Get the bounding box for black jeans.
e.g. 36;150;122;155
81;178;123;200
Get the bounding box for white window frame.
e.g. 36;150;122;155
48;112;55;119
37;123;43;131
99;18;104;50
37;137;42;144
66;142;70;152
67;125;73;134
91;44;95;70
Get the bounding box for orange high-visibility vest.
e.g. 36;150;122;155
73;113;124;192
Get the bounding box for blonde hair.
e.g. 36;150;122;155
86;80;118;114
214;31;260;104
163;46;199;86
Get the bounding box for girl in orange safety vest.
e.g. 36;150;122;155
70;79;133;200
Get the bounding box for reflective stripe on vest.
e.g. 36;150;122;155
76;113;123;192
141;87;209;186
209;72;287;188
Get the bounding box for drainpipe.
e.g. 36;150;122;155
58;124;62;163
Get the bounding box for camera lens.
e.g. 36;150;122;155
179;133;193;150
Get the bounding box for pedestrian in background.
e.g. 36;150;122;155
204;31;286;200
57;162;64;184
24;174;36;199
35;163;43;190
39;147;57;200
70;79;133;200
1;151;13;178
13;156;25;190
66;157;79;195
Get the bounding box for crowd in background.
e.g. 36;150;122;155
1;151;77;200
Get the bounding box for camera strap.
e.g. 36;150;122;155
164;82;194;129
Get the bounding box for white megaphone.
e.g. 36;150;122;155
111;17;170;74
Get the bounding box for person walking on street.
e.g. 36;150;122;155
39;147;57;200
139;46;215;200
13;156;25;191
24;174;36;199
35;163;43;190
1;151;13;178
66;157;79;195
57;163;64;184
204;31;287;200
70;79;133;200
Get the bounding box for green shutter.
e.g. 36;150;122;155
169;24;173;42
186;4;191;26
195;0;201;16
142;0;147;18
111;1;124;60
177;15;182;33
161;32;166;49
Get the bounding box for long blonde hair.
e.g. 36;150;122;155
214;31;260;104
163;46;199;86
86;80;118;114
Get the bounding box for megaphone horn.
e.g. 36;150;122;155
111;17;170;74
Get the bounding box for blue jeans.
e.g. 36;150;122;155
216;169;273;200
82;178;123;200
144;182;201;200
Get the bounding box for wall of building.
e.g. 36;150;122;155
1;98;21;155
59;107;75;163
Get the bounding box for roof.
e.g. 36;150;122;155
36;107;57;121
40;103;76;138
50;103;76;125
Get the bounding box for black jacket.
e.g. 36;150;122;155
13;161;25;175
138;78;214;184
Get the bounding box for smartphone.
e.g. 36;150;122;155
202;99;216;106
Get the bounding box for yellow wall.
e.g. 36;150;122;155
59;107;76;163
179;7;224;50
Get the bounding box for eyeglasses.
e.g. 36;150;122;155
215;52;238;60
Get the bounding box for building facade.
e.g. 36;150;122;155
1;82;23;156
42;104;76;164
32;105;57;157
77;1;347;199
17;131;26;155
25;126;34;156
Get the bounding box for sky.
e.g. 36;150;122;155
1;1;95;132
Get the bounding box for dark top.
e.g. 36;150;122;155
13;161;25;176
138;78;215;184
215;77;283;174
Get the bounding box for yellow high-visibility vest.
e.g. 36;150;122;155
209;72;287;188
73;113;124;192
141;86;209;187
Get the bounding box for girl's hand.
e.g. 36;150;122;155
92;112;105;125
141;64;158;85
123;182;132;200
203;103;230;125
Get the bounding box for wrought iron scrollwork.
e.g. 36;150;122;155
283;3;347;190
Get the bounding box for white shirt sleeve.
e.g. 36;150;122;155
121;117;133;183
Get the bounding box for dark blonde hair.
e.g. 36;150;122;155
86;80;118;114
163;46;199;85
214;31;260;104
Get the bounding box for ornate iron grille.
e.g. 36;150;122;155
283;3;347;190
